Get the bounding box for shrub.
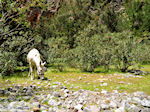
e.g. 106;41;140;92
106;31;150;72
70;24;113;72
47;37;69;71
0;51;17;77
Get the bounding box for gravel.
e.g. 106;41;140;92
0;81;150;112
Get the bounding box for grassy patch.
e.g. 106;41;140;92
0;65;150;95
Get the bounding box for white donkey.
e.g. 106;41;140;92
27;48;46;80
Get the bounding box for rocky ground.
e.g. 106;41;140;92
0;79;150;112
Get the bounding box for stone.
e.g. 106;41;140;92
100;83;108;86
0;104;4;108
64;89;70;93
32;102;41;108
109;101;117;108
74;104;83;110
141;99;150;107
141;108;150;112
133;91;145;96
132;97;141;104
48;99;58;106
83;107;91;112
100;103;109;109
8;102;17;109
53;91;61;97
101;90;108;94
113;90;118;93
115;107;125;112
89;105;100;112
60;86;67;89
128;104;141;112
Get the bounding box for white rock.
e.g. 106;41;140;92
74;104;83;110
101;90;107;94
8;102;17;109
141;99;150;107
89;105;100;112
100;83;108;86
115;107;125;112
109;101;117;108
100;104;109;109
48;99;58;106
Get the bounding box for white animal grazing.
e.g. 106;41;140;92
27;48;46;80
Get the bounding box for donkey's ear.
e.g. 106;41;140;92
41;62;46;66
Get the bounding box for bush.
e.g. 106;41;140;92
0;51;17;77
47;37;69;71
106;32;150;72
69;24;113;72
125;0;150;32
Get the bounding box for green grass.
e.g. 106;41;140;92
0;65;150;95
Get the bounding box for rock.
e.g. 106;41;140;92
64;93;69;98
32;102;41;108
101;90;108;94
0;109;8;112
41;110;48;112
103;110;113;112
22;96;31;100
0;104;4;108
89;105;100;112
132;97;142;104
74;104;83;110
100;83;108;86
128;104;141;112
60;86;67;89
113;90;118;93
51;85;58;88
53;91;61;97
115;107;126;112
8;102;17;109
48;99;58;106
141;99;150;107
83;107;91;112
141;108;150;112
100;103;109;110
48;107;55;112
109;101;117;108
133;91;145;96
64;89;70;93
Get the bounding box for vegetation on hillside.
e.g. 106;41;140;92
0;0;150;76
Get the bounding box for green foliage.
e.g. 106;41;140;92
102;4;118;32
47;37;69;71
0;0;37;76
68;24;112;72
0;51;17;76
125;0;150;32
1;0;150;75
106;32;150;72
